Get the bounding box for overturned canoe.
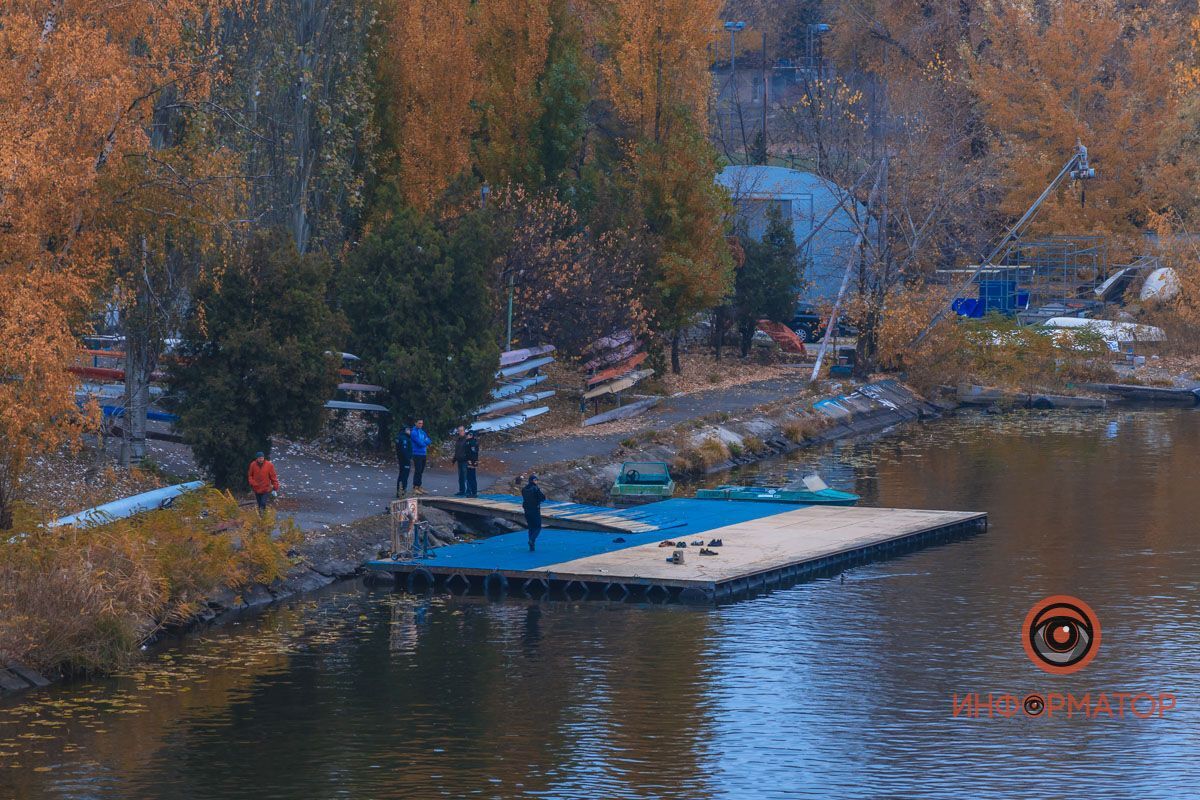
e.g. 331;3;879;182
500;344;556;366
50;481;206;529
583;397;659;426
583;369;653;400
473;390;556;418
587;352;649;387
491;374;548;399
325;400;389;413
496;356;554;379
470;406;549;433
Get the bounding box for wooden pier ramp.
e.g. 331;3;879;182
367;499;987;603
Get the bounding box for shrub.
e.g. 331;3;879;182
697;436;729;465
0;490;296;675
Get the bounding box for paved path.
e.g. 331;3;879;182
145;372;813;531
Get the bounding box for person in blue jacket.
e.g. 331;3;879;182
410;419;432;494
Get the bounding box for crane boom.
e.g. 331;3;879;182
910;142;1095;347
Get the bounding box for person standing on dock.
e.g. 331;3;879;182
395;425;413;497
464;429;480;498
452;425;470;496
248;451;280;513
522;474;546;552
410;419;431;494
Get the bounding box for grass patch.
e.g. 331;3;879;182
742;435;767;455
783;415;830;443
671;436;731;475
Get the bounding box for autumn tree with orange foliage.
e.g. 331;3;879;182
0;0;231;527
377;0;479;210
970;0;1185;240
602;0;733;372
473;0;553;187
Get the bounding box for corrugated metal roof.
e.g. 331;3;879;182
716;165;837;199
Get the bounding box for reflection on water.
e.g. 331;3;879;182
4;409;1200;798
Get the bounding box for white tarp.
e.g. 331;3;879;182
1041;317;1165;344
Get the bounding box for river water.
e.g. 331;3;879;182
4;408;1200;799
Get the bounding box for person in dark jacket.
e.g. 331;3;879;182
452;425;470;496
464;429;480;497
395;425;413;497
521;474;546;551
410;419;431;494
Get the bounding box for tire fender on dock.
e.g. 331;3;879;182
407;567;435;593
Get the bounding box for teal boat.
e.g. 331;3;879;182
694;474;859;506
610;461;675;501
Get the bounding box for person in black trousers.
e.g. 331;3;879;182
395;425;413;497
464;429;480;497
452;425;470;496
521;474;546;552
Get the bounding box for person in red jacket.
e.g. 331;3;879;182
248;451;280;513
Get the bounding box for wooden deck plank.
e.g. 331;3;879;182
538;506;983;587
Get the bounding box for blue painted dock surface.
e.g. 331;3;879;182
368;498;987;602
377;499;789;573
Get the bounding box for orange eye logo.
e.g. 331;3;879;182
1022;595;1101;675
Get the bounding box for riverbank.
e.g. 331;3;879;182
0;375;911;699
8;372;1180;700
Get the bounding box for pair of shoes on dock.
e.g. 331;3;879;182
699;548;719;556
690;540;704;546
658;540;676;548
707;539;723;547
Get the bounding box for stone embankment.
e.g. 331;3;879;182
496;379;945;503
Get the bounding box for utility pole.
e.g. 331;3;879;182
724;21;745;159
761;30;768;162
482;183;516;352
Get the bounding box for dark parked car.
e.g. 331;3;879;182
789;304;857;342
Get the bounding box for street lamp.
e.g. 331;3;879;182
724;20;746;74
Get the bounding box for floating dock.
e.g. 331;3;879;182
367;498;987;603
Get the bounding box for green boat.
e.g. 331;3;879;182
694;474;859;506
610;461;675;501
